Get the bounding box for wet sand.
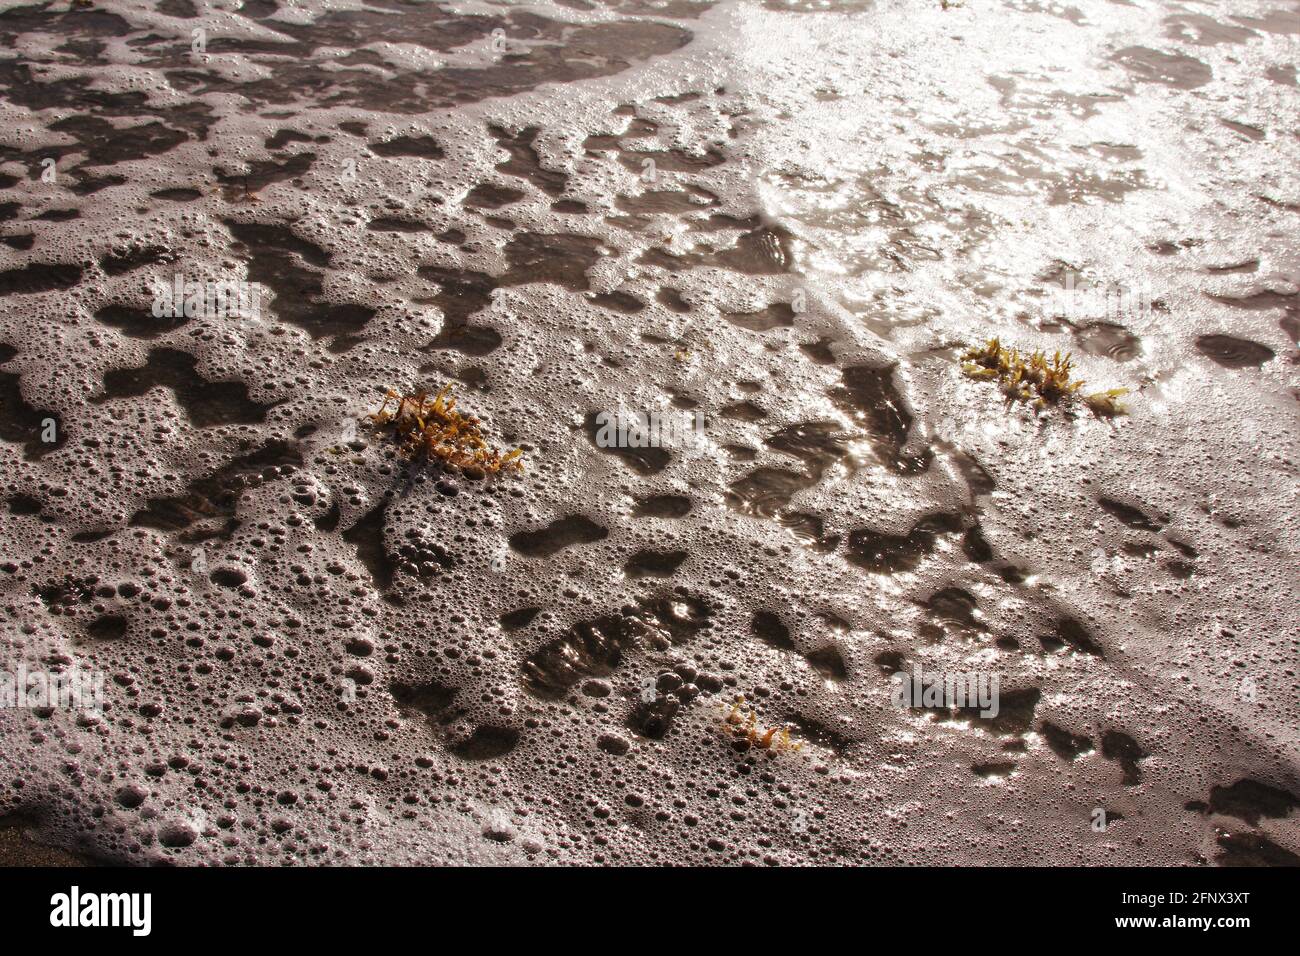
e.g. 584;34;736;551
0;0;1297;865
0;816;97;865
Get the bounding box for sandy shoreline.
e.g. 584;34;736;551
0;0;1296;865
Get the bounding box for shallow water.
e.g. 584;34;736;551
0;0;1297;865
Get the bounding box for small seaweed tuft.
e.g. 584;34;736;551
210;178;263;205
722;696;802;753
1081;387;1130;418
962;338;1128;416
368;384;524;475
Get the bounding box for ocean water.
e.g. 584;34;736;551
0;0;1297;865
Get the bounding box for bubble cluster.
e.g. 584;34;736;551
0;0;1297;867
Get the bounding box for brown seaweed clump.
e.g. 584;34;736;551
962;338;1129;416
369;385;524;474
722;697;803;753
